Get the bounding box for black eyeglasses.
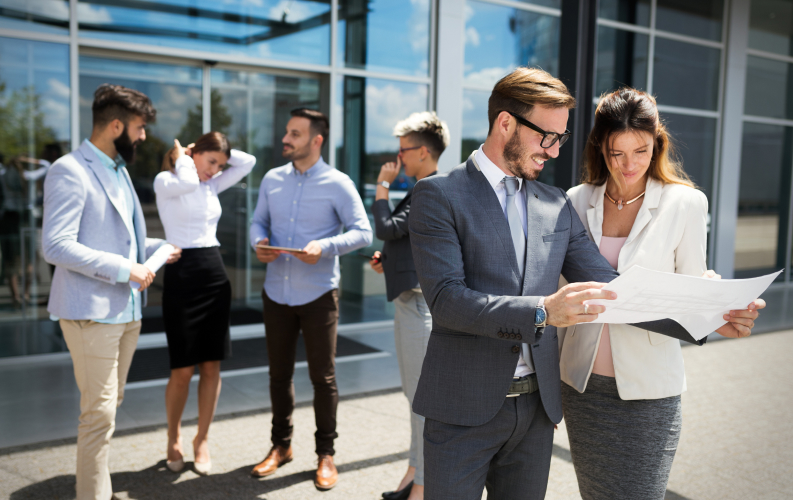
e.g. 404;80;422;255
506;111;571;149
398;145;423;154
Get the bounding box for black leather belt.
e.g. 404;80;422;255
506;374;539;397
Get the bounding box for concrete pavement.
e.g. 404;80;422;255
2;330;791;499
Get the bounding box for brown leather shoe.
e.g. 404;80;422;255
314;454;338;490
251;445;293;477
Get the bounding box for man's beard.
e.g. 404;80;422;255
282;142;311;162
502;129;548;181
114;126;141;164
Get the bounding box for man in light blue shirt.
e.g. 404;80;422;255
249;108;372;490
42;84;179;500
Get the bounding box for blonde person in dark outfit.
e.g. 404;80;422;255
559;88;765;500
370;112;449;500
154;132;255;475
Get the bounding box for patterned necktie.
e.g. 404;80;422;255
504;176;534;373
503;176;526;277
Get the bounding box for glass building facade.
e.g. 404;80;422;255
0;0;790;358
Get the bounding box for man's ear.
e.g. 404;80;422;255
108;118;125;140
312;134;324;150
496;111;513;139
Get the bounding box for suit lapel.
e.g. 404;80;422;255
587;182;606;248
624;177;661;247
467;155;522;281
78;142;129;231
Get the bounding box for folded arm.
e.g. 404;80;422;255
371;197;409;241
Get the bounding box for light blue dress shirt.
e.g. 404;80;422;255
85;140;140;324
249;157;373;306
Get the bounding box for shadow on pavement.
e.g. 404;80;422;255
10;451;411;499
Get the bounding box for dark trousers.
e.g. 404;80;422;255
262;289;339;456
423;391;555;500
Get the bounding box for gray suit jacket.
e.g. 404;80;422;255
372;187;419;302
42;141;163;320
409;157;623;427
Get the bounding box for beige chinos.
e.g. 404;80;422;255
61;319;141;500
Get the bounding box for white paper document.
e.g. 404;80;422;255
584;266;782;340
130;244;175;290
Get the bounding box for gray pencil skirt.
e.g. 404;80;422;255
561;375;682;500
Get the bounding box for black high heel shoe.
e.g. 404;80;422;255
382;480;413;500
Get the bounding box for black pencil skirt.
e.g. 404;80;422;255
162;246;232;369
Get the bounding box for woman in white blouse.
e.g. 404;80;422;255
154;132;255;475
559;88;763;499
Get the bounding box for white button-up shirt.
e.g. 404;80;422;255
475;146;533;377
154;149;256;248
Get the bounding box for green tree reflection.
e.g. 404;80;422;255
0;82;59;159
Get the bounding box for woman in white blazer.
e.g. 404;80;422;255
559;88;763;500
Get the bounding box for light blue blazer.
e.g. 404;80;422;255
42;141;164;320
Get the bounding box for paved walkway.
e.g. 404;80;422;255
2;330;792;499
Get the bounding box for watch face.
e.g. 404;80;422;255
535;308;546;325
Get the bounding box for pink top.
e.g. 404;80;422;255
591;236;627;378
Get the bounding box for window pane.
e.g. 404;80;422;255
656;0;724;41
335;76;428;323
79;56;203;312
598;0;650;26
744;56;793;120
209;69;321;306
749;0;793;57
464;1;560;90
337;0;430;76
595;27;649;97
661;112;716;202
0;0;69;34
735;122;792;278
0;37;70;353
77;0;331;65
515;0;561;8
653;38;720;111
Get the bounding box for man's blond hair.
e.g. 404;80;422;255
487;67;576;135
393;111;450;161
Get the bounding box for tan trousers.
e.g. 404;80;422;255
61;319;141;500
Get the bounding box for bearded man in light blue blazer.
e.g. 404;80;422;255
42;84;180;500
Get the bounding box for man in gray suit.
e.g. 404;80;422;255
408;68;758;499
43;84;180;500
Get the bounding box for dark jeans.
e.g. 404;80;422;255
263;289;339;456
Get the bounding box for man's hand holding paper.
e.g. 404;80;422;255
582;266;779;340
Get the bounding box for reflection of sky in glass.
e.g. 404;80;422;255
337;0;430;76
462;88;490;147
0;0;69;34
464;1;560;89
364;79;428;153
77;0;330;65
79;56;201;149
749;0;793;57
0;37;70;144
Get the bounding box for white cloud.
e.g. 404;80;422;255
409;0;431;54
47;78;70;100
76;3;113;23
464;5;474;22
364;82;427;152
464;67;512;89
465;26;480;47
268;0;317;23
41;97;70;141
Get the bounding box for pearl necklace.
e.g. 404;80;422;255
605;190;645;211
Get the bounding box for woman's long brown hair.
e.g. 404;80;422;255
161;131;231;172
580;87;695;190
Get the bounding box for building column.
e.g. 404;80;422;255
434;0;465;173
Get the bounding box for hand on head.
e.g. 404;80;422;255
544;282;617;328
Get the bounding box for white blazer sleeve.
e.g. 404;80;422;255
153;155;200;198
674;188;709;277
210;149;256;194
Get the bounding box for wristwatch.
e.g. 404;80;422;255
379;180;390;189
535;296;547;329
